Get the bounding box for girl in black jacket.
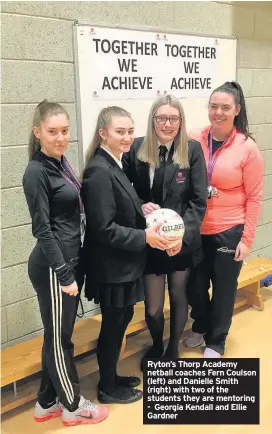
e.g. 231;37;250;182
123;95;207;367
81;106;170;404
23;100;108;427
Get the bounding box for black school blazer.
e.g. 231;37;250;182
81;148;146;293
122;137;208;256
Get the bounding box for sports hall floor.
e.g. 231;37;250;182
2;286;272;434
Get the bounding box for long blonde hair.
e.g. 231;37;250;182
137;95;189;168
84;106;133;169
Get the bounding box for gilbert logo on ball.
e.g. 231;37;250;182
146;208;185;242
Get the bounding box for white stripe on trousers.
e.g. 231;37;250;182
49;269;74;405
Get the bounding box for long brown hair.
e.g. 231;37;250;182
28;100;69;161
210;81;253;140
84;106;133;169
137;95;189;168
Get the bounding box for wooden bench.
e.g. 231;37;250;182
236;257;272;310
1;257;271;414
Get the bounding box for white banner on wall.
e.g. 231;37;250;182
78;26;220;100
73;24;236;162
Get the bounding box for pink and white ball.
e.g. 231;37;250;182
146;208;185;247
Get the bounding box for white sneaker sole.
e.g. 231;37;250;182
62;412;108;426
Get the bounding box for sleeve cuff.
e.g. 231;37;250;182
241;236;253;249
55;263;75;286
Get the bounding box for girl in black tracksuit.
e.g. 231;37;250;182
23;100;107;426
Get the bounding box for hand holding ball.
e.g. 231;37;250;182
146;208;185;249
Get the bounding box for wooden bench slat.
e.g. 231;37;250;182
238;258;272;287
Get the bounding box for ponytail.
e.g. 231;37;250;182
210;81;253;140
28;131;41;161
28;99;69;161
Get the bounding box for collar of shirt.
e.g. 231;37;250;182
158;141;173;154
39;150;64;169
100;145;123;170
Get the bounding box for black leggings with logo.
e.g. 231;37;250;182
188;224;244;354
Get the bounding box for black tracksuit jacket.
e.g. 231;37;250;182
23;151;81;286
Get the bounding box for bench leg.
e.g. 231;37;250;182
239;281;264;311
247;293;264;311
13;381;18;398
119;335;127;360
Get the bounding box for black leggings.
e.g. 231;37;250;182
188;225;243;354
97;305;134;392
144;270;189;357
28;261;82;412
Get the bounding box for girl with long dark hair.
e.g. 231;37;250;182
185;82;264;357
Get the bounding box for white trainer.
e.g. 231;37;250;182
34;400;62;422
62;395;108;427
203;348;221;358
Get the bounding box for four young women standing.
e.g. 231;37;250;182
23;82;264;425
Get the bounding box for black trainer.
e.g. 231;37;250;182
98;386;143;404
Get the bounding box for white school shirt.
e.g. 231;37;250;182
100;145;123;170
